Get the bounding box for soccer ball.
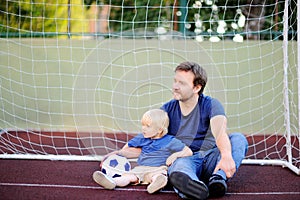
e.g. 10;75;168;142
101;154;131;178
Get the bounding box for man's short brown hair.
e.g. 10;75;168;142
175;61;207;95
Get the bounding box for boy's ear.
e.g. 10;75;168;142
158;127;164;133
159;127;168;134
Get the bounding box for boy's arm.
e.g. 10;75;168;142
166;146;193;166
100;143;141;168
118;143;142;158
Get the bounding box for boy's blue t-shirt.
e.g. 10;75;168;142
127;134;186;166
161;94;225;152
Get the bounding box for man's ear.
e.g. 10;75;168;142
193;84;202;94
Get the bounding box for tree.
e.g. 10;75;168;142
1;0;296;40
84;0;172;36
0;0;89;37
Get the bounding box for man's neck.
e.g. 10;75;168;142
179;94;199;116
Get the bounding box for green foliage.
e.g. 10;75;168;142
0;0;89;37
0;0;296;39
105;0;170;33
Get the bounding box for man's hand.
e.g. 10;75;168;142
214;155;236;178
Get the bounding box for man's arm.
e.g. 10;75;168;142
210;115;236;178
166;146;193;166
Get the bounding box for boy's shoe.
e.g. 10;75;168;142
208;174;227;197
147;174;168;194
92;171;116;189
169;172;209;200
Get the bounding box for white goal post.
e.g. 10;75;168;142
0;0;299;175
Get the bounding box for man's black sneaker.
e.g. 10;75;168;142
169;172;209;200
208;174;227;197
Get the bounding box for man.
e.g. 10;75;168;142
161;61;248;199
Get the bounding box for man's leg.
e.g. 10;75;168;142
168;154;209;200
202;132;248;197
230;132;249;170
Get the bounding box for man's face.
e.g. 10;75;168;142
172;70;200;102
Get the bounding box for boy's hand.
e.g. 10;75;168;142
165;146;192;166
166;153;177;166
99;150;119;169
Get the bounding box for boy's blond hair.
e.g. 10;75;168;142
142;109;169;135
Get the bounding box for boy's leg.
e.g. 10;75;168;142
93;171;139;189
147;173;168;194
92;171;116;189
114;173;138;187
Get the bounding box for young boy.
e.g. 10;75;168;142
93;109;193;194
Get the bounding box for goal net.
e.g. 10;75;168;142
0;0;299;174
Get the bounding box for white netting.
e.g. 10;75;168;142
0;0;299;174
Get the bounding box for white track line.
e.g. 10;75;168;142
0;182;173;193
228;192;300;195
1;182;299;195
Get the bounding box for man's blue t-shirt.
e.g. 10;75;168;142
127;134;186;166
161;94;225;152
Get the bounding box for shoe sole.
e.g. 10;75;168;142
169;172;209;200
92;171;116;189
147;174;168;194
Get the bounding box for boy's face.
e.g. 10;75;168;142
141;114;161;139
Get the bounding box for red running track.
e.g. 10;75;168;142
0;159;299;200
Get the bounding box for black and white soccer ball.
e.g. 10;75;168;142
101;154;131;178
